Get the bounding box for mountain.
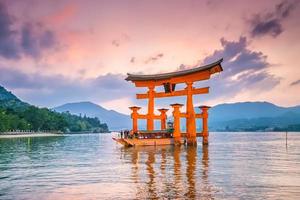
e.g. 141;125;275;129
203;102;300;131
209;102;300;121
54;101;300;131
53;102;131;130
205;101;300;122
0;86;29;109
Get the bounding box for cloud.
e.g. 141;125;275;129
0;2;58;60
130;57;135;63
290;79;300;86
199;37;280;101
21;23;58;58
0;1;20;59
250;18;282;38
47;3;77;25
144;53;164;64
0;66;136;107
249;0;298;38
129;53;164;65
111;33;131;47
40;30;56;49
177;64;186;71
111;39;120;47
0;37;281;111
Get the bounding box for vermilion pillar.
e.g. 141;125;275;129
147;85;155;131
129;106;141;134
171;103;183;145
186;82;197;146
199;106;210;145
158;108;168;130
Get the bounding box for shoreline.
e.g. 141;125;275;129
0;132;64;138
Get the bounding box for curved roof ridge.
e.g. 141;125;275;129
125;58;223;81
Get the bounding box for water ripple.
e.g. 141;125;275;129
0;132;299;199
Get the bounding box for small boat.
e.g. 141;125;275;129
113;130;185;147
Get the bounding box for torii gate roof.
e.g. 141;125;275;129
125;58;223;82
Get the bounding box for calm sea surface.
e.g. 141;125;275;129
0;132;299;200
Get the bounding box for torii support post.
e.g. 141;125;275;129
158;108;168;130
200;106;210;145
186;81;197;146
171;103;183;145
129;106;141;134
147;85;155;131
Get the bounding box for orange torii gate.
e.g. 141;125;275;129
126;59;223;145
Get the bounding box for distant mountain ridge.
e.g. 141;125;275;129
0;86;18;101
205;101;300;121
203;102;300;131
53;102;131;130
54;101;300;131
0;86;29;109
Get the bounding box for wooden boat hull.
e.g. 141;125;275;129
113;137;184;147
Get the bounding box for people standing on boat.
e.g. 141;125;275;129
124;130;128;138
120;130;123;138
134;131;138;139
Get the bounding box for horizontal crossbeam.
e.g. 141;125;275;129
136;113;203;119
195;113;203;118
136;87;209;99
136;114;161;120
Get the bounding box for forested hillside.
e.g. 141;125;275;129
0;86;108;133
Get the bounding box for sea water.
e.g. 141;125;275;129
0;132;299;199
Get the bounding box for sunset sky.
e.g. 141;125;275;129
0;0;299;114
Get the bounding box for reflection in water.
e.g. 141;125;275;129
1;133;300;199
130;147;139;185
146;150;158;199
125;145;211;199
185;146;197;199
160;148;173;197
200;145;214;199
27;137;31;151
173;146;182;198
0;136;64;167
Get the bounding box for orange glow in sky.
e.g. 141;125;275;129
0;0;299;113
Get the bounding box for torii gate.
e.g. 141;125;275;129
125;58;223;145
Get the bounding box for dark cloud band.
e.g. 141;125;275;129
0;2;58;60
249;0;298;38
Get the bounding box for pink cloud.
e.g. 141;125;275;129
45;3;78;26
